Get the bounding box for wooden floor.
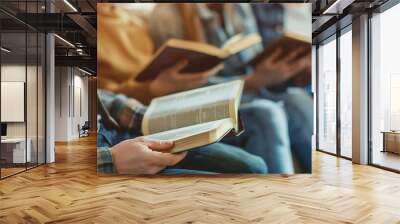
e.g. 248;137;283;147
1;167;26;177
372;150;400;171
1;136;400;223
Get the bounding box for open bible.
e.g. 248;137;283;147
135;33;261;81
142;80;244;153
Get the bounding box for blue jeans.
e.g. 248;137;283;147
97;122;267;174
168;143;267;174
245;88;313;173
223;99;294;174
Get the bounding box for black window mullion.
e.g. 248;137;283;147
24;0;28;171
0;21;2;180
315;44;320;151
367;11;373;165
336;29;341;157
36;0;39;168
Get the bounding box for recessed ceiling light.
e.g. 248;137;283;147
1;47;11;53
63;0;78;12
323;0;354;15
77;67;93;76
54;34;75;48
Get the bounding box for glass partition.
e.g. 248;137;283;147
37;32;45;165
0;1;46;179
1;30;28;177
27;30;38;169
317;36;337;154
371;3;400;171
339;28;352;158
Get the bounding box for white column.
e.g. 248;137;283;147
352;14;369;164
46;32;55;163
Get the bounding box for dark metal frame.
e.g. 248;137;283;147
315;20;353;161
315;0;400;172
336;27;341;158
0;0;47;180
367;0;400;173
315;32;339;156
338;24;353;161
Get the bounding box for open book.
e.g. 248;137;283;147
142;80;244;153
135;33;261;81
247;32;311;87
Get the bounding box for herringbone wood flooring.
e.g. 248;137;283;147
1;136;400;224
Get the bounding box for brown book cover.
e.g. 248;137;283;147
135;34;261;82
246;33;311;87
247;32;311;66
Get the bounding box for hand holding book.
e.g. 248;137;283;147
110;137;186;175
148;60;224;98
143;80;244;153
245;47;310;90
135;33;261;81
244;32;312;89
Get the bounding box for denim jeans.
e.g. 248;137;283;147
223;99;294;174
97;122;267;174
168;143;267;174
245;88;313;173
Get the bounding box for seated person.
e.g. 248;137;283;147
98;4;217;105
98;4;294;173
97;90;268;175
149;3;312;172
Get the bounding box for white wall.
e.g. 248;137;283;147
283;4;312;39
1;65;27;138
55;67;69;141
54;67;89;141
1;63;46;164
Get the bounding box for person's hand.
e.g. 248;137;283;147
149;60;224;97
110;137;186;175
245;48;309;90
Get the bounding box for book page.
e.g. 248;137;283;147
146;119;227;141
145;118;234;153
222;33;262;55
142;80;243;135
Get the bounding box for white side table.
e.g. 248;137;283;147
1;138;31;163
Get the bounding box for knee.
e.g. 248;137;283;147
241;99;287;128
245;156;268;174
230;152;268;174
283;89;313;129
191;144;268;174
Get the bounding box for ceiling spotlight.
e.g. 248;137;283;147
54;34;75;48
63;0;78;12
1;47;11;53
78;67;93;76
322;0;355;15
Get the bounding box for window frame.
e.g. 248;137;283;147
315;23;353;160
367;0;400;173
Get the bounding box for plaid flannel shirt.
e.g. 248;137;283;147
97;90;146;174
